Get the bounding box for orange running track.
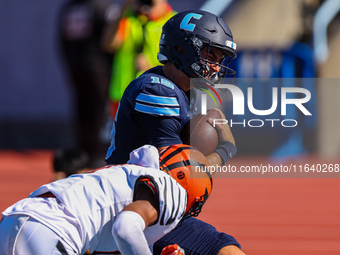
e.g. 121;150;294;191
1;150;339;255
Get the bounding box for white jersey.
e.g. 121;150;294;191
1;145;187;254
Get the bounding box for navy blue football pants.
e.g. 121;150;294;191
153;217;240;255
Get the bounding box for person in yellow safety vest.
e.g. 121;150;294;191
102;0;176;118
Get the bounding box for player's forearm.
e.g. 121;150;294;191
112;211;152;255
207;140;237;168
207;152;223;169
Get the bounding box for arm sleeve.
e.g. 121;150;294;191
112;210;152;255
134;113;182;148
134;83;184;148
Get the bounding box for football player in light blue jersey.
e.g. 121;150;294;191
105;10;245;255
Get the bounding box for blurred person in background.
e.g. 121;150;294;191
51;148;90;182
59;0;120;167
101;0;176;118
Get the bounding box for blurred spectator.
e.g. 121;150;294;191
59;0;120;167
101;0;176;118
51;148;90;182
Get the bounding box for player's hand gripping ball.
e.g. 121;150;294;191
180;109;220;156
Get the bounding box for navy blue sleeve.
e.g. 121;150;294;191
134;113;183;149
133;76;185;148
134;80;180;117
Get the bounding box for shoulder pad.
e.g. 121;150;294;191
135;77;180;116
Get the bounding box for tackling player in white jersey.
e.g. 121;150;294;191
0;144;212;255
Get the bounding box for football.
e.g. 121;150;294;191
180;109;220;156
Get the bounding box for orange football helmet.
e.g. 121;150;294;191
159;144;213;217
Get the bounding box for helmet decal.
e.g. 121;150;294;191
179;13;202;32
177;171;185;179
225;40;237;50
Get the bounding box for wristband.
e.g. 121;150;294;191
214;140;237;165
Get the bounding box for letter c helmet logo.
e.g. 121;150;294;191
180;13;203;32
